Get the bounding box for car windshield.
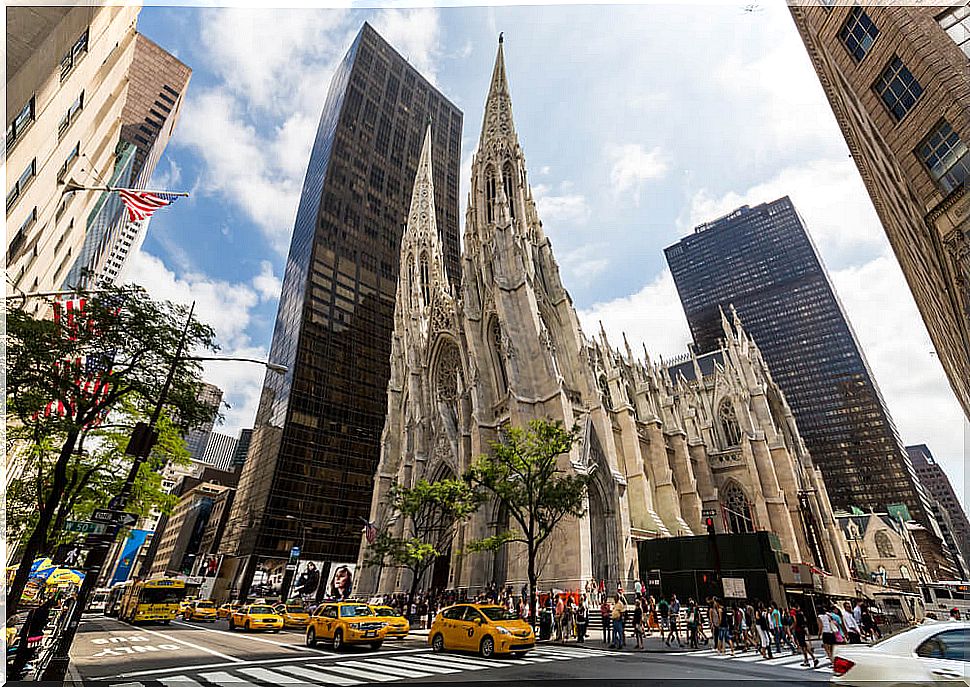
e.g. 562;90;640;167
196;602;215;608
373;606;400;617
479;607;518;621
249;605;275;614
340;605;374;618
286;605;304;613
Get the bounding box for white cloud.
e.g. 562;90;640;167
252;260;282;302
830;252;967;505
685;157;886;267
370;9;442;86
557;244;610;287
150;158;181;190
125;251;267;435
607;143;667;206
532;183;590;225
578;269;692;360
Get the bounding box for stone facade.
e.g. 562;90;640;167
837;511;929;594
355;39;850;597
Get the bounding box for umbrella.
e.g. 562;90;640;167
46;568;84;586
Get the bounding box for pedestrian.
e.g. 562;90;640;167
610;595;627;650
841;602;862;643
709;598;723;654
818;604;837;663
686;598;700;650
666;594;682;647
720;599;735;656
555;594;565;641
950;607;963;621
576;597;588;643
563;598;575;640
634;578;643;597
792;602;819;668
658;595;670;636
600;596;612;645
755;603;773;659
860;603;881;640
633;595;644;649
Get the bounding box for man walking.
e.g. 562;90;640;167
792;602;819;668
666;594;682;647
611;596;627;650
600;596;612;645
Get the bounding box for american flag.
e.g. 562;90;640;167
117;189;181;222
53;296;87;340
364;521;379;545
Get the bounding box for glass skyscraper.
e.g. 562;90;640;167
222;23;462;598
664;196;935;531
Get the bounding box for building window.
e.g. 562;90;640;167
58;143;80;182
490;317;509;396
938;5;970;58
420;252;431;306
873;56;923;122
7;206;37;263
6;158;36;212
839;7;879;62
722;482;754;534
718;398;743;447
58;91;84;139
502;161;516;221
918;120;970;194
6;97;35;153
485;165;496;224
874;530;895;558
60;29;89;81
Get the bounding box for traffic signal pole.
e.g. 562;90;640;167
39;304;194;681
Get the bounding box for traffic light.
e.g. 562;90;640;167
705;516;716;538
125;422;159;457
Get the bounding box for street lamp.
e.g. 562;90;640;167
188;355;288;375
281;515;312;602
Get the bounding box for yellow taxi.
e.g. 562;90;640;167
228;604;283;632
217;602;242;619
369;604;410;639
274;602;310;629
429;603;535;658
305;602;387;650
178;599;194;617
183;600;218;622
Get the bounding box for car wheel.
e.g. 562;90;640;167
480;635;495;658
245;621;251;632
370;641;383;650
431;633;445;652
306;628;317;647
333;630;344;651
228;619;235;631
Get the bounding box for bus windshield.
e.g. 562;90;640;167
141;587;185;605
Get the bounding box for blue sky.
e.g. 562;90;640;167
128;2;966;504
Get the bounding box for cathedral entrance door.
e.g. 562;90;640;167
430;547;451;592
588;467;618;587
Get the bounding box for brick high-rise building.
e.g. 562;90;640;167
222;23;462;599
788;3;970;421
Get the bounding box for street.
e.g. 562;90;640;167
70;615;831;685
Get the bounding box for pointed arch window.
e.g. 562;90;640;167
502;161;516;221
598;374;612;411
406;255;415;307
874;531;895;558
490;318;509;396
722;482;754;534
718;398;743;448
420;252;431;306
485;165;496;224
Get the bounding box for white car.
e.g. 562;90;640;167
831;621;969;686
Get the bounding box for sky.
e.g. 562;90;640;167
126;1;967;507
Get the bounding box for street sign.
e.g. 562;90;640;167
91;509;138;527
701;508;717;518
722;577;747;598
64;520;106;534
290;546;301;558
285;564;297;571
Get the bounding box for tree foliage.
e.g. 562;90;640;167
466;419;591;620
362;478;483;603
5;284;218;618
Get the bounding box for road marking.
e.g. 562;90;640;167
348;659;432;679
371;655;460;673
160;678;202;687
421;653;490;670
322;663;399;681
197;671;247;685
171;620;311;651
237;667;306;684
273;664;361;685
133;627;244;664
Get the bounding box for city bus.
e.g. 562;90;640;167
117;578;187;624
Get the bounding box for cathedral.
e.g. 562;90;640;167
355;37;851;597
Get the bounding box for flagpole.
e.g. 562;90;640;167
60;181;190;197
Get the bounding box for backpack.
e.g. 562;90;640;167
828;612;845;643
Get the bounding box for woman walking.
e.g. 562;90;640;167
633;595;645;649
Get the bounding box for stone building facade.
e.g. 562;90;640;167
355;39;850;597
837;511;930;594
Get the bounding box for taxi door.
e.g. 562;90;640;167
462;607;490;652
318;605;338;640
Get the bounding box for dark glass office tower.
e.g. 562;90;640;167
664;196;935;530
222;23;462;598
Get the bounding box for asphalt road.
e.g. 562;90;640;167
70;615;831;686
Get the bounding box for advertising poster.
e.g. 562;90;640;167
110;529;150;586
290;559;325;602
325;562;356;600
250;557;287;599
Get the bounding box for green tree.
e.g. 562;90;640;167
362;478;482;606
466;419;592;622
5;285;217;618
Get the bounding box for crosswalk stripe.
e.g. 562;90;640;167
197;671;247;685
537;646;607;658
323;663;400;682
349;660;433;679
272;664;361;685
521;654;554;663
422;653;490;670
734;653;766;662
367;656;460;674
160;678;202;687
237;667;307;684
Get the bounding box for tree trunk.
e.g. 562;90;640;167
6;429;79;619
528;544;538;628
